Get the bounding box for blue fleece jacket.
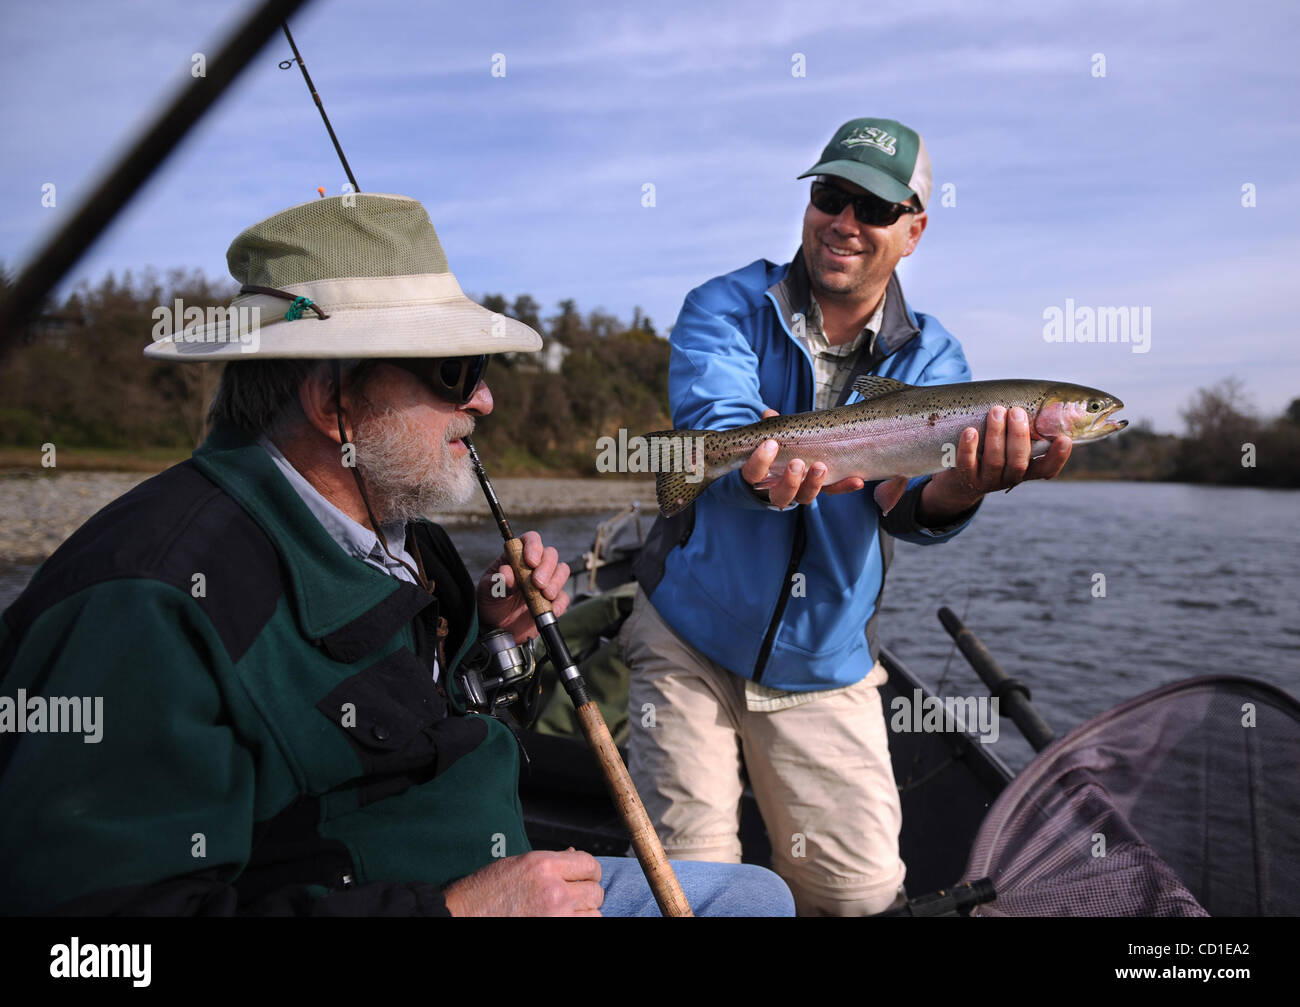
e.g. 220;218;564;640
645;253;979;691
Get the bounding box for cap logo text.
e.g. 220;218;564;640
842;126;897;156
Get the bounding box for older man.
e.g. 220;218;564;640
624;118;1073;915
0;193;791;917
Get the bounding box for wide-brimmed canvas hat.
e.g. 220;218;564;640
143;192;542;360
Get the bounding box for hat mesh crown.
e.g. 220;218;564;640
226;193;450;288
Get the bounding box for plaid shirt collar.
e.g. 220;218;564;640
804;290;886;357
768;249;921;358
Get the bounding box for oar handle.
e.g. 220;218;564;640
937;606;1055;752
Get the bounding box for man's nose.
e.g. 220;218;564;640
463;380;494;417
831;204;861;233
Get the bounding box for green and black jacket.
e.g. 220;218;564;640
0;425;530;916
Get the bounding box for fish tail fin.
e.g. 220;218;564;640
644;428;715;517
655;467;711;517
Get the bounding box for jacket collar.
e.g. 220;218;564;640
191;423;433;649
768;248;921;358
258;434;417;584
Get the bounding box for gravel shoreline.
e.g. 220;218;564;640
0;470;657;566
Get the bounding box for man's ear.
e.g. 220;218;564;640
298;365;347;445
901;211;928;257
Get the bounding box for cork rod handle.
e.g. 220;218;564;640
502;535;693;917
575;701;694;917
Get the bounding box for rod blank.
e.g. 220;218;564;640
0;0;314;351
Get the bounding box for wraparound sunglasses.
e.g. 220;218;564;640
387;354;490;405
809;180;919;227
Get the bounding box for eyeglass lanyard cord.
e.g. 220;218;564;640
328;360;435;595
245;290;432;596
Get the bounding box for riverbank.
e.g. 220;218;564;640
0;447;190;472
0;470;657;565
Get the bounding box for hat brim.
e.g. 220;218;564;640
144;273;543;361
797;160;917;206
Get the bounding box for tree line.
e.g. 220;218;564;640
0;268;670;475
1;268;1296;487
1058;378;1299;488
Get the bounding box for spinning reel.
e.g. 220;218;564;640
456;629;542;727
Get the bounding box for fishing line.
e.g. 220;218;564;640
900;561;975;790
933;577;974;699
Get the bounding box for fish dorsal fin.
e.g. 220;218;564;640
852;375;910;400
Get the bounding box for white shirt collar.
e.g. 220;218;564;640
258;435;418;585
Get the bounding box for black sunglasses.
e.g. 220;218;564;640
809;180;919;227
388;354;489;405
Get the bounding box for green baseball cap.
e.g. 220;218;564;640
798;117;933;209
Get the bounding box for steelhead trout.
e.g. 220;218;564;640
650;375;1127;517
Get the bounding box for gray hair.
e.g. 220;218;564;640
206;358;371;439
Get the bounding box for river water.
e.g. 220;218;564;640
449;481;1300;772
3;480;1296;772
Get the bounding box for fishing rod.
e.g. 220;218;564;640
277;22;693;916
279;21;360;195
0;0;314;353
465;437;693;917
0;0;691;916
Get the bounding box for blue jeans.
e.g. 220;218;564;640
597;857;795;917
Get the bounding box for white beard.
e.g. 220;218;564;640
352;406;477;523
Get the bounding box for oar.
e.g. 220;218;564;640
464;436;693;917
938;606;1055;752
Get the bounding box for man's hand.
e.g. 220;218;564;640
443;849;604;916
476;530;570;642
916;405;1073;525
742;408;866;508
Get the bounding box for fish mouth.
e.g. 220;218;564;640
1084;400;1127;438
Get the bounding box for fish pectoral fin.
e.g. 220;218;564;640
851;375;911;400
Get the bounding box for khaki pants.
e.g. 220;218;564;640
622;587;906;916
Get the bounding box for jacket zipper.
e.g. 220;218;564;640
749;266;908;683
750;290;815;685
752;509;806;683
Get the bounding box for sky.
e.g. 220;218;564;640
2;0;1297;433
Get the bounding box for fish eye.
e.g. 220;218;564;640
1087;399;1102;413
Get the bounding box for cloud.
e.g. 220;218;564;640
1;0;1295;434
